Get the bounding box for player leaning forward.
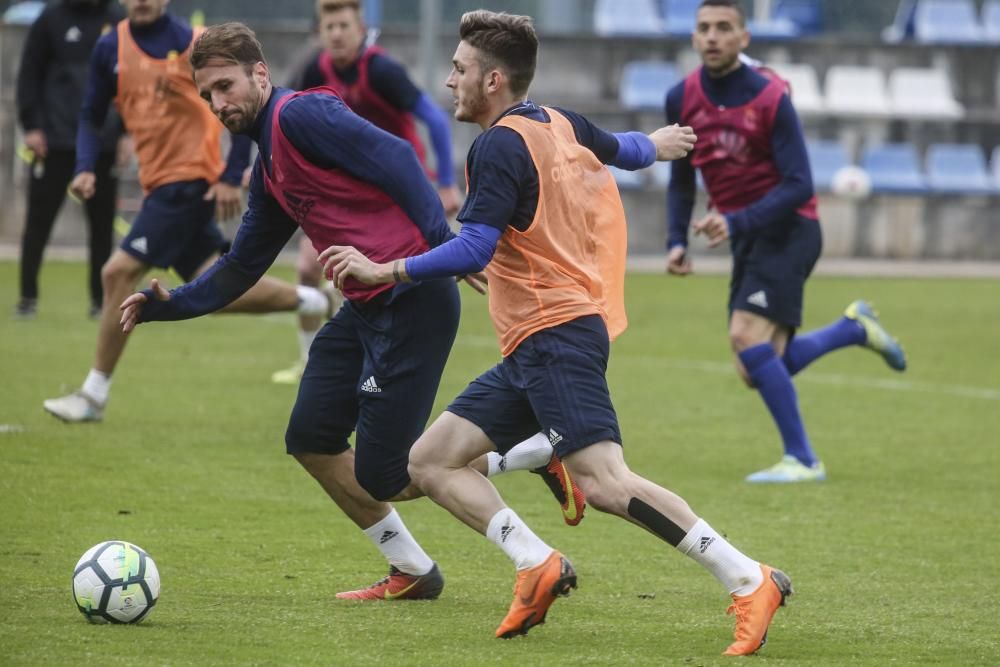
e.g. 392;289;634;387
120;22;581;601
327;10;792;656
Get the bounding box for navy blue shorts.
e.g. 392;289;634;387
284;279;460;501
447;314;622;459
121;179;226;281
729;216;822;328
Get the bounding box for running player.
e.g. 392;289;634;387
325;10;792;655
43;0;329;423
665;0;907;482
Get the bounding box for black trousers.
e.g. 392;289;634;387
19;150;117;306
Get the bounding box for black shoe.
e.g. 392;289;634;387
14;298;37;320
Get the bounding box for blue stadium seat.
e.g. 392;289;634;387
861;144;928;193
773;0;824;35
807;140;850;192
746;18;800;41
984;0;1000;42
595;0;664;36
608;166;646;191
882;0;917;42
914;0;984;43
650;161;672;187
926;144;995;194
661;0;700;36
2;0;46;24
619;62;680;111
993;146;1000;189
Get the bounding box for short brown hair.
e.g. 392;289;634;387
459;10;537;97
191;22;267;74
316;0;361;16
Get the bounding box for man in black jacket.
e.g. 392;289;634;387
15;0;124;319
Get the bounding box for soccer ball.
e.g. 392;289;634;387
830;165;872;200
72;541;160;624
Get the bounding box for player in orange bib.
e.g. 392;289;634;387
43;0;331;423
324;10;793;655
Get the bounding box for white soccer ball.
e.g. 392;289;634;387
830;165;872;200
72;541;160;624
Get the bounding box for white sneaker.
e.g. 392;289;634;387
43;391;104;423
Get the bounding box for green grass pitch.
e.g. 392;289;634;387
1;261;998;665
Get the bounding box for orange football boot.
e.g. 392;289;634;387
723;564;793;656
335;563;444;601
496;551;577;638
531;455;586;526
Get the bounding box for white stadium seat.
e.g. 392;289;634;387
824;65;891;117
888;67;964;119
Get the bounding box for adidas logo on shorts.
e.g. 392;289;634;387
130;236;148;255
747;290;769;309
361;376;381;393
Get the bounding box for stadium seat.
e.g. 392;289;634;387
883;0;918;42
746;18;801;40
609;166;646;190
595;0;664;36
2;0;45;24
619;61;679;111
914;0;984;43
807;140;850;192
888;68;964;119
862;144;927;193
768;63;824;114
984;0;1000;42
824;66;891;117
661;0;699;36
926;144;995;194
650;161;671;187
773;0;824;35
993;146;1000;188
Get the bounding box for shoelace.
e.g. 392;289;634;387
726;597;754;640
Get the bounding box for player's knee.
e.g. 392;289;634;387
571;471;625;515
729;327;760;352
297;260;322;286
100;256;140;289
354;466;398;502
406;453;436;494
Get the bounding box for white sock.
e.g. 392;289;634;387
296;285;327;316
298;328;318;362
486;508;553;570
82;369;111;405
486;432;553;477
362;509;434;576
677;519;764;596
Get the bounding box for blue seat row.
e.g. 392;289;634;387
884;0;1000;44
808;141;1000;195
595;0;823;39
609;142;1000;196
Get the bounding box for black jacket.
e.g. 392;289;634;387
16;0;124;152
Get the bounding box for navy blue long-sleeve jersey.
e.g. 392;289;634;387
138;86;453;323
665;64;813;249
76;13;250;183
